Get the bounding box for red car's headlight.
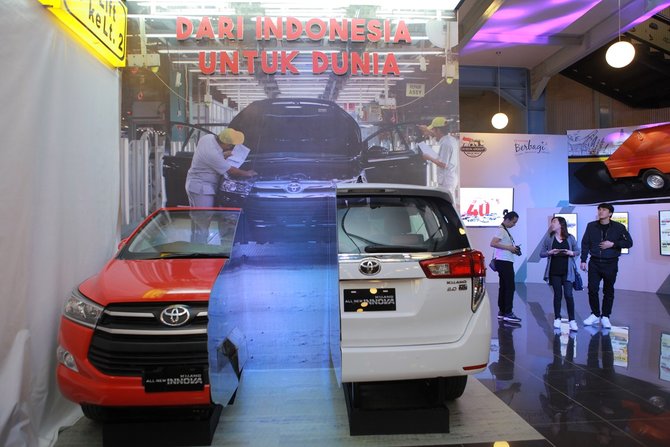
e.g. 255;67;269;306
63;288;103;328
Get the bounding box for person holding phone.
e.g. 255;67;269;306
540;216;580;331
490;210;522;324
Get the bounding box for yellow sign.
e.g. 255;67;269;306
39;0;127;67
406;83;425;97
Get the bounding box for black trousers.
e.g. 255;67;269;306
587;258;619;318
495;260;515;315
549;274;575;320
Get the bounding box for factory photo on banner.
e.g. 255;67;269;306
120;4;461;403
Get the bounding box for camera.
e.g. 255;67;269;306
514;245;522;256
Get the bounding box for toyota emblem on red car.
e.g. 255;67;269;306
159;304;191;327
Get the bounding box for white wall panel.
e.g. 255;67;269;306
0;2;121;446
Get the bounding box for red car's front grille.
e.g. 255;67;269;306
87;302;209;377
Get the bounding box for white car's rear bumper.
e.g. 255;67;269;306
341;294;491;382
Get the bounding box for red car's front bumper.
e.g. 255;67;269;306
56;318;211;407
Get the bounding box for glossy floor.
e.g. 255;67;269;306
477;282;670;447
54;250;670;446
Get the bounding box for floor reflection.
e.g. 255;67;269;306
478;282;670;446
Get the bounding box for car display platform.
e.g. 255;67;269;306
101;404;222;447
343;379;449;436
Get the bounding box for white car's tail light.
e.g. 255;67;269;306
420;251;487;312
420;251;486;278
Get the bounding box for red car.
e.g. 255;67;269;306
56;207;241;420
604;123;670;190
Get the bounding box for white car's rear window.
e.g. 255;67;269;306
337;195;469;254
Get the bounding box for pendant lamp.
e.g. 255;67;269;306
606;0;635;68
491;51;508;130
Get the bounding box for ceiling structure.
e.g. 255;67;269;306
458;0;670;108
125;0;670;110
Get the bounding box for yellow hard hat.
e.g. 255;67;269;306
217;128;244;145
427;117;447;130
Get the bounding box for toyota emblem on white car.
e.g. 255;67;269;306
359;258;381;275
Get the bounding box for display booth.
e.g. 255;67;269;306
2;1;670;447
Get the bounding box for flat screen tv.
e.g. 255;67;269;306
459;187;514;227
661;332;670;382
660;211;670;256
554;213;578;239
611;212;629;254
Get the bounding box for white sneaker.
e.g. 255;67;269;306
583;314;601;326
601;316;612;329
569;320;578;331
553;318;561;329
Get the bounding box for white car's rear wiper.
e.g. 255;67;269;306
364;245;424;253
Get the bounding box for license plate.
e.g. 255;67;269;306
143;366;206;393
343;288;396;312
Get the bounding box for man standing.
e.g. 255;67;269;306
186;128;256;207
419;117;459;204
185;128;257;243
580;203;633;329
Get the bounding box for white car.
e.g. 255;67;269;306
337;184;491;399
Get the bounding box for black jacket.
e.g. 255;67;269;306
580;219;633;262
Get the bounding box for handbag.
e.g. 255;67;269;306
572;263;583;291
489;258;497;272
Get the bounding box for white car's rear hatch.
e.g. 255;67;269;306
336;186;486;348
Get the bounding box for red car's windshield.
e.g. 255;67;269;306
118;209;241;260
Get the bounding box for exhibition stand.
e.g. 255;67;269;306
101;405;222;447
343;379;450;435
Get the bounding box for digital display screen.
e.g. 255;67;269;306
459;188;514;227
660;211;670;256
611;212;629;254
554;213;578;239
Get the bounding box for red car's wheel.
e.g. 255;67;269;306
642;169;667;190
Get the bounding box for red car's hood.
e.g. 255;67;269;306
79;258;227;305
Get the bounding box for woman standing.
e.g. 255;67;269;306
490;210;522;324
540;216;580;331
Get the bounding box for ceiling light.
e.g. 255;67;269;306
606;41;635;68
491;112;509;130
491;51;508;130
606;0;635;68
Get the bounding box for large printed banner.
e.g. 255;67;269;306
148;9;462;405
567;122;670;204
